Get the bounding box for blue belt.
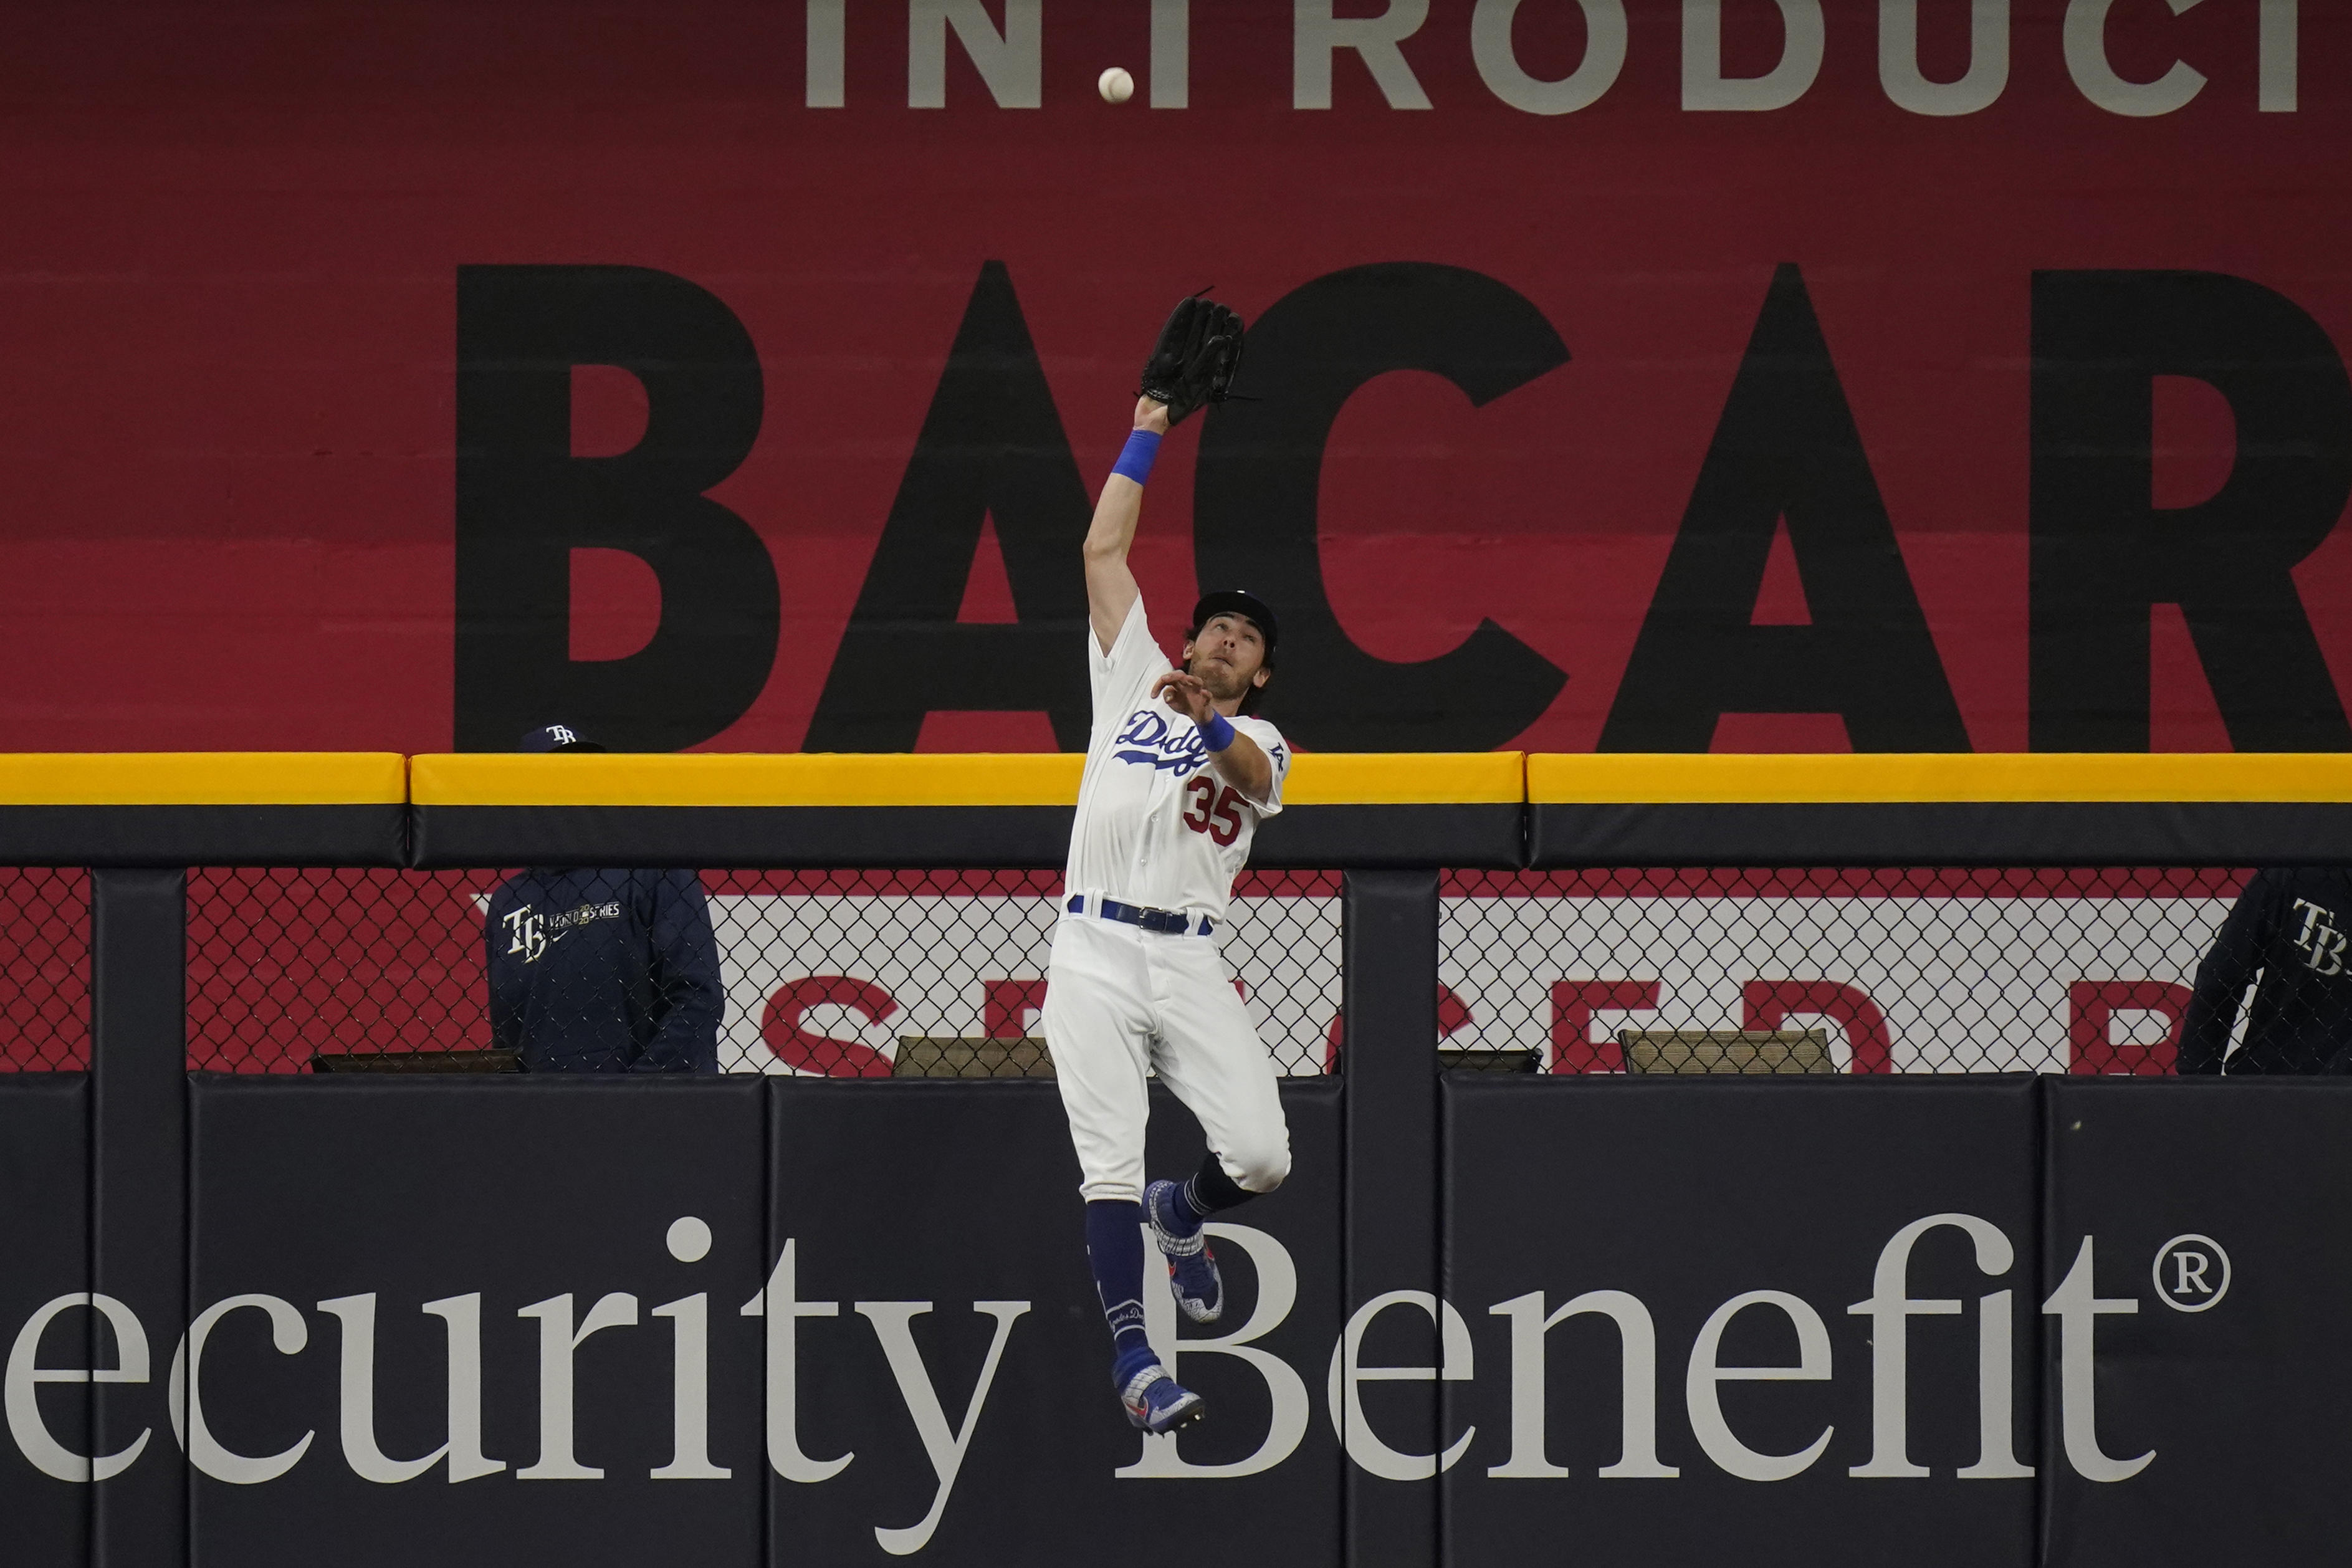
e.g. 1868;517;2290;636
1068;895;1213;937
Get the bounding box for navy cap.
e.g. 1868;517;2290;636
1189;590;1278;655
517;724;605;753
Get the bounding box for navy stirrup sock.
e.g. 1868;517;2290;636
1084;1199;1154;1374
1162;1152;1255;1238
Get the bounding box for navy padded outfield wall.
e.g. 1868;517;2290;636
6;773;2352;1565
184;1078;770;1566
1441;1076;2042;1568
2037;1079;2352;1567
172;1078;1341;1568
3;1072;2345;1568
0;1077;89;1568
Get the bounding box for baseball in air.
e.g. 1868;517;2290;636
1099;67;1135;104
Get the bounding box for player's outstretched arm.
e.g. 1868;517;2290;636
1152;669;1274;803
1083;397;1173;654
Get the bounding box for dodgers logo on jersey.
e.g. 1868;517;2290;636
1112;708;1210;777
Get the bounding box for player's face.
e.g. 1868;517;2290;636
1183;614;1270;701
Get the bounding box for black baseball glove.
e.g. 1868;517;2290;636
1139;292;1245;425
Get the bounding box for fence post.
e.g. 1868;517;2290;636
1341;868;1441;1568
91;869;187;1568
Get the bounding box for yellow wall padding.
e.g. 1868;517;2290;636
411;750;1531;808
1283;752;1524;805
411;753;1084;807
0;753;408;806
1527;753;2352;805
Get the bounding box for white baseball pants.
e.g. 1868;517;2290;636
1043;911;1291;1204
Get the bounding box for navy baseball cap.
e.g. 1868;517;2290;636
517;724;605;753
1189;590;1278;656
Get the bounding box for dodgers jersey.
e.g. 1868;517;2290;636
1064;596;1290;924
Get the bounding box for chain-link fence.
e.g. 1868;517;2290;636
186;869;1341;1076
188;868;503;1072
0;868;88;1070
172;863;2311;1078
1440;868;2256;1074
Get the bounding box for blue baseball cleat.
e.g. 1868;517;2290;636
1145;1178;1224;1324
1119;1360;1207;1435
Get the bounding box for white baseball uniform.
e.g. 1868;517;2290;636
1044;595;1294;1204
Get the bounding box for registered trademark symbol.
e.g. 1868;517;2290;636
2151;1234;2230;1312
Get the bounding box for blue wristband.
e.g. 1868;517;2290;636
1200;712;1235;752
1111;428;1161;485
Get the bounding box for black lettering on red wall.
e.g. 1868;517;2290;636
2030;270;2352;752
1193;262;1570;751
806;262;1092;751
1601;264;1968;753
454;265;777;752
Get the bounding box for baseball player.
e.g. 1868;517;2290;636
1045;295;1293;1436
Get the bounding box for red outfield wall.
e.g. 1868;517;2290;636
1;0;2350;755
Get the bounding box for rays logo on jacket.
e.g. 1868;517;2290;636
2292;897;2348;976
502;900;623;963
1112;708;1210;777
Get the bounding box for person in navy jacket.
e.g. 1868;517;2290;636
2179;866;2352;1074
483;725;723;1073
